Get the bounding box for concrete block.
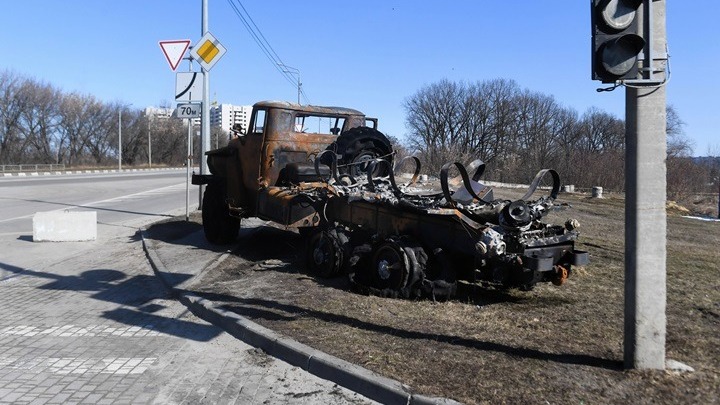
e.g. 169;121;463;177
33;211;97;242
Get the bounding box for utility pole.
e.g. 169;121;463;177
118;103;132;171
186;118;193;221
118;110;122;171
200;0;210;208
624;0;667;370
279;64;301;104
148;117;152;168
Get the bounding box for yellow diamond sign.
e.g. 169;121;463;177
190;32;226;71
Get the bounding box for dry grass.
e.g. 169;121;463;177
167;190;720;404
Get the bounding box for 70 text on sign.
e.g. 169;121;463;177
177;104;201;119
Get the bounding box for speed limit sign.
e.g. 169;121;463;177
176;103;201;119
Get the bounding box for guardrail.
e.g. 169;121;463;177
0;164;66;173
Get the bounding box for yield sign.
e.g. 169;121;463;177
159;40;191;71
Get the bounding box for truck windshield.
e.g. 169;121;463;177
294;114;346;135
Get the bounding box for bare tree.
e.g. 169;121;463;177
404;79;524;176
83;102;117;165
403;78;634;188
18;80;61;163
0;71;28;164
115;106;141;165
150;117;187;165
666;104;693;158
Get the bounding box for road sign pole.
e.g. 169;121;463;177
148;120;152;168
118;110;122;171
199;0;210;209
624;0;667;370
186;118;193;221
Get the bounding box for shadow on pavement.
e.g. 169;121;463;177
0;261;221;342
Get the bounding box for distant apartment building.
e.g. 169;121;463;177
210;104;252;133
144;103;251;130
145;106;200;127
144;106;174;120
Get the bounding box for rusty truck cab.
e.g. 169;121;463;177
249;101;368;190
204;101;374;227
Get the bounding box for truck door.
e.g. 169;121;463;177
241;108;267;194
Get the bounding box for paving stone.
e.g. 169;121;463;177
0;221;375;405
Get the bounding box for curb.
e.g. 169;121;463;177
140;229;462;405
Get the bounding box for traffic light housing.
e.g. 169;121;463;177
592;0;646;83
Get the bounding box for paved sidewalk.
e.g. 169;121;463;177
0;223;374;404
142;217;460;405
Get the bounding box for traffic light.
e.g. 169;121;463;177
592;0;646;83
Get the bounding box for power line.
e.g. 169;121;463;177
224;0;294;85
225;0;310;103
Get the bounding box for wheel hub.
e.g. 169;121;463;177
313;247;326;266
377;259;391;280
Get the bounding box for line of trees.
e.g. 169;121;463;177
403;78;716;199
3;70;716;210
0;70;216;167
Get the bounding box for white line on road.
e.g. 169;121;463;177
0;183;186;224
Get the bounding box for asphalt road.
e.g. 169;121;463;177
0;170;373;404
0;170;197;271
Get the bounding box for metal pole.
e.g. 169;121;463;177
278;64;301;104
118;110;122;171
187;119;192;221
199;0;210;209
148;118;152;168
624;0;667;370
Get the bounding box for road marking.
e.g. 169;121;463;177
0;183;186;224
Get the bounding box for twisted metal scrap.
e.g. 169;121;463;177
312;153;561;217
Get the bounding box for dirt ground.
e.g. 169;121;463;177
162;189;720;405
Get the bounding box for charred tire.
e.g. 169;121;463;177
202;182;240;245
306;227;350;278
365;237;427;298
326;127;393;178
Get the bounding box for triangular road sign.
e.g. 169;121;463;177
159;40;191;71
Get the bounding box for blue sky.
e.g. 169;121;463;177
1;1;718;156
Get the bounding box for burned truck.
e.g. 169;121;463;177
192;101;588;299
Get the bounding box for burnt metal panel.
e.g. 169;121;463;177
256;186;320;227
329;198;480;258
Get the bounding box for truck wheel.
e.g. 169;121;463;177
306;228;349;278
327;127;393;177
202;182;239;245
370;237;426;296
